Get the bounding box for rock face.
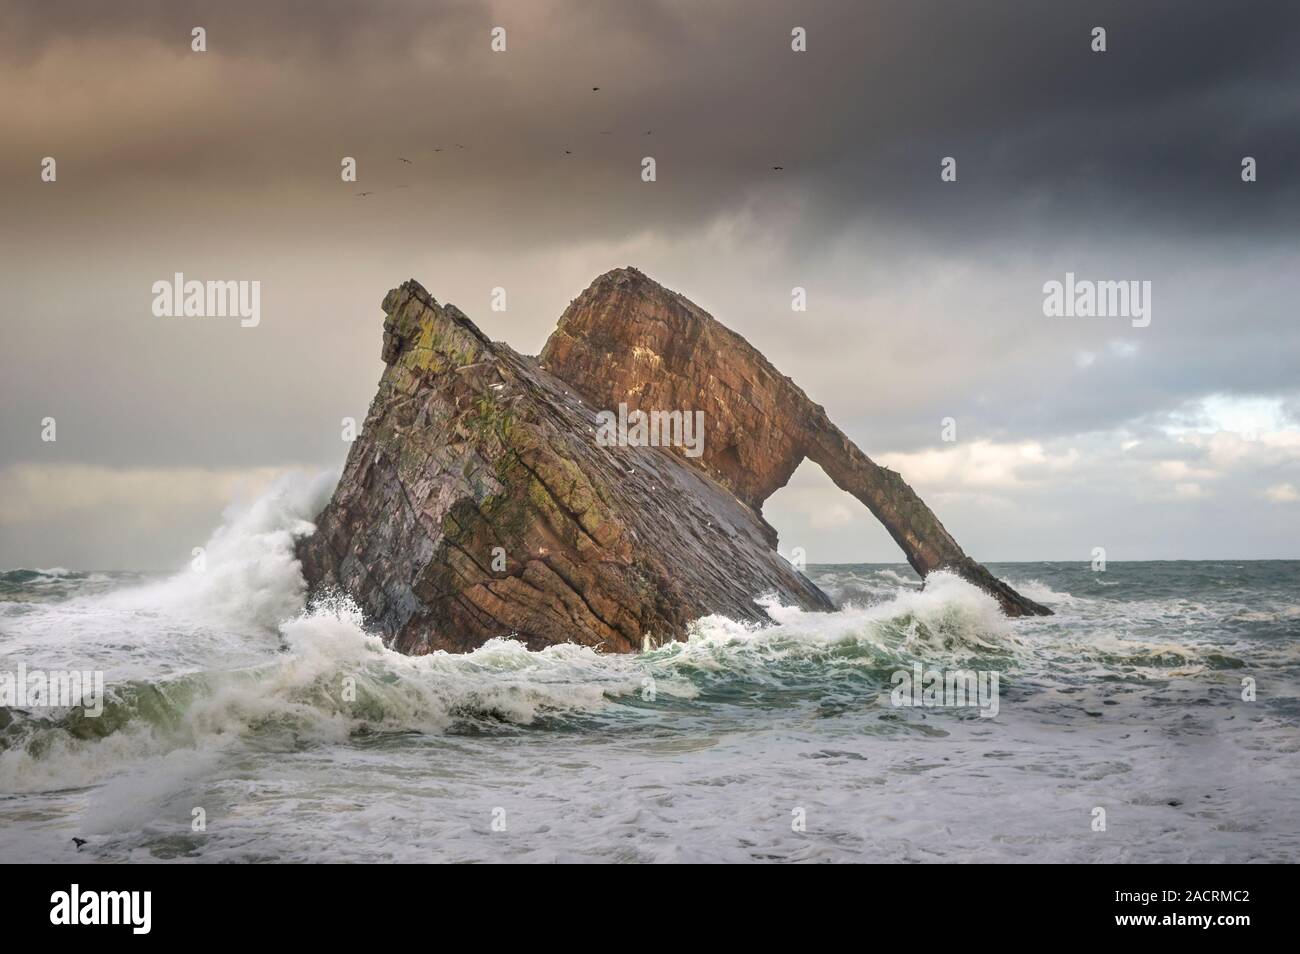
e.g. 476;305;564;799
298;268;1049;655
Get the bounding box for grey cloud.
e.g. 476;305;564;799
5;0;1297;238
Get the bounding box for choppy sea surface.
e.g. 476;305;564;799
2;476;1297;863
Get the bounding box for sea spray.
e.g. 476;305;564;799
96;469;337;630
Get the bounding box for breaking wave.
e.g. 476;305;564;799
1;472;1247;800
0;468;1029;793
1;574;1025;793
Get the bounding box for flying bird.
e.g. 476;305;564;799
396;157;413;164
771;166;784;171
455;144;467;149
72;837;87;849
592;86;600;91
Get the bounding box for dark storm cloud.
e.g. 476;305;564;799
5;0;1297;240
788;0;1300;239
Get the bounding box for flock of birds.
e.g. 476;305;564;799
354;87;783;197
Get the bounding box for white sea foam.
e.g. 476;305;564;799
656;570;1019;675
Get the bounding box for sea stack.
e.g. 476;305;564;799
297;268;1050;654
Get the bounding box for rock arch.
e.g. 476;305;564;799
540;266;1050;617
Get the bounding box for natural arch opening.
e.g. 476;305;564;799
762;458;908;570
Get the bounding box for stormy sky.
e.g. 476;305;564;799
2;0;1299;568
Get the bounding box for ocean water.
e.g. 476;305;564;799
1;476;1297;863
